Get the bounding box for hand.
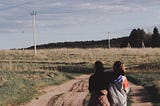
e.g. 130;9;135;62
100;89;107;95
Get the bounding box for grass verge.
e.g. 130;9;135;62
127;72;160;106
0;70;79;106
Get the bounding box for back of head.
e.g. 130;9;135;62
94;60;104;74
113;61;125;76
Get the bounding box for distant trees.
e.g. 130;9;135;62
27;27;160;49
128;27;160;48
152;27;160;47
143;33;152;47
128;28;146;48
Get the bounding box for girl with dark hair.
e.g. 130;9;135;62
113;61;125;77
88;61;110;106
109;61;130;106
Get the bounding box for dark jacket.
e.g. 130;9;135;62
89;71;114;93
88;71;114;106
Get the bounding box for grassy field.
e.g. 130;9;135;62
0;48;160;105
127;70;160;105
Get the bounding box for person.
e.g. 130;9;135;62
88;61;110;106
109;61;130;106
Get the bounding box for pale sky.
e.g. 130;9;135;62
0;0;160;49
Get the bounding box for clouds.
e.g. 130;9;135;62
34;0;148;29
112;0;160;6
0;0;160;49
77;2;146;13
0;0;154;32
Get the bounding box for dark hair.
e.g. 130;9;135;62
113;61;125;76
94;60;104;74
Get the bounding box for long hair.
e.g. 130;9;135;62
94;61;104;75
113;61;125;76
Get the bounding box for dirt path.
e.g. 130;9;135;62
129;82;153;106
21;75;153;106
21;75;89;106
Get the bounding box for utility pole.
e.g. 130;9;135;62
30;10;37;56
108;32;110;49
22;31;24;51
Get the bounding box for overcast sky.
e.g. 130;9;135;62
0;0;160;49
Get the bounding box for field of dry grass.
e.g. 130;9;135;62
0;48;160;105
0;48;160;71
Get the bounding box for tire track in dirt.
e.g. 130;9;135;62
47;80;89;106
21;75;89;106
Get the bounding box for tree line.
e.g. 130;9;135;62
27;27;160;49
129;27;160;48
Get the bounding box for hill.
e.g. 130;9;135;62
27;36;129;49
27;27;160;49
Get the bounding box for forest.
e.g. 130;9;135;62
27;27;160;49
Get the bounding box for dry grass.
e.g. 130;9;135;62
0;48;160;71
0;48;160;105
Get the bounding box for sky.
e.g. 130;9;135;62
0;0;160;49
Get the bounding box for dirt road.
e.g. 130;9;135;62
21;75;89;106
22;74;153;106
129;82;153;106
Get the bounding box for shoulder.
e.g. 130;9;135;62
104;71;114;80
104;71;114;76
121;76;128;81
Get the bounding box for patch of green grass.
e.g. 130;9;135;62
0;77;35;105
0;70;78;106
127;71;160;106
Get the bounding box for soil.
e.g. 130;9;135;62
21;74;153;106
129;82;153;106
21;75;89;106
